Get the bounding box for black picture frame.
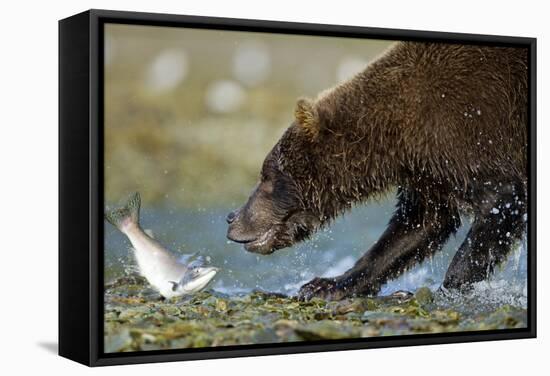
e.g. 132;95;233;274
59;9;537;367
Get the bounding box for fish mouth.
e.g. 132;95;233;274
183;266;219;294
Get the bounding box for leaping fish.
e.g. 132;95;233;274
105;192;219;298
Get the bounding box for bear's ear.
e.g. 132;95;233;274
294;98;319;140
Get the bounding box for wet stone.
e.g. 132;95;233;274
104;329;132;353
295;321;361;341
415;287;435;306
333;298;370;314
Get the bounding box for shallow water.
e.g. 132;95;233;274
104;197;528;311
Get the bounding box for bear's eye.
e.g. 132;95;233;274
261;170;271;182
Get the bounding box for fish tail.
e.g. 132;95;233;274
105;192;141;232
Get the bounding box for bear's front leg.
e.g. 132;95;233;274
299;189;460;301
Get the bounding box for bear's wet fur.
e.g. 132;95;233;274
226;41;528;300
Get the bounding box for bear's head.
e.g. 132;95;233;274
226;97;339;254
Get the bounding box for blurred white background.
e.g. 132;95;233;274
0;0;547;375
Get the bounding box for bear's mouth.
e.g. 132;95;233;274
227;211;321;255
241;228;278;255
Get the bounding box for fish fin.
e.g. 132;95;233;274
105;192;141;232
144;228;155;238
168;281;179;291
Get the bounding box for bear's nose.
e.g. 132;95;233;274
226;210;238;224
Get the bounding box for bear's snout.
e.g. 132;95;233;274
226;209;253;243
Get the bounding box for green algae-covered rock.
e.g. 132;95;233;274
415;287;435;306
295;321;361;341
104;329;132;353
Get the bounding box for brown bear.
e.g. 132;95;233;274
226;41;528;300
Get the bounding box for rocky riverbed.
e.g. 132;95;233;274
103;276;527;353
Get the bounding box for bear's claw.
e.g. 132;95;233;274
298;277;347;301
